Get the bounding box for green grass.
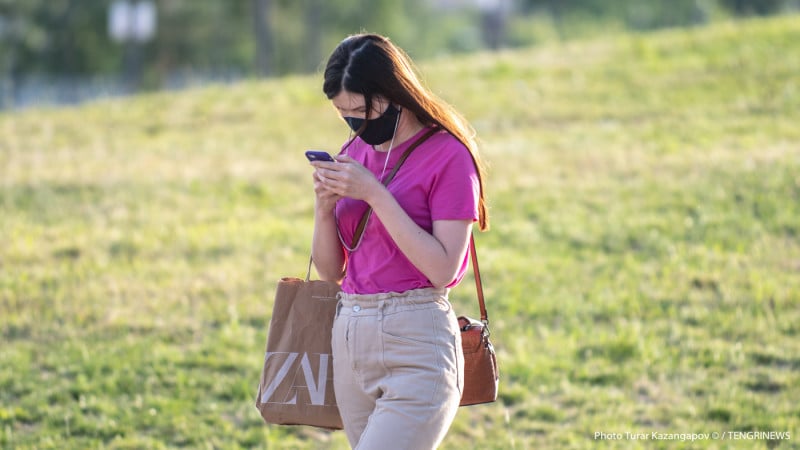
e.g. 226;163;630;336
2;15;799;450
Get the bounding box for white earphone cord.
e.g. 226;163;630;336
337;107;402;252
378;107;401;182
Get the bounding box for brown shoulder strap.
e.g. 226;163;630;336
350;127;439;248
469;233;488;324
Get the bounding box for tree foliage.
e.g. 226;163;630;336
0;0;797;88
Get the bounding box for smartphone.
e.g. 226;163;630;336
305;150;335;162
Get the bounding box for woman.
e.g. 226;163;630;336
309;33;489;449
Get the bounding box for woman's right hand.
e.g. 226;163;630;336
312;167;341;213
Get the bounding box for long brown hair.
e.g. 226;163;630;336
322;33;489;231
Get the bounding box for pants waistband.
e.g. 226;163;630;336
337;287;449;308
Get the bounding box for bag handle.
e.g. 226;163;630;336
350;127;439;248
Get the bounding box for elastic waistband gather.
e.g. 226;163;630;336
337;287;449;307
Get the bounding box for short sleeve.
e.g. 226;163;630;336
429;143;480;222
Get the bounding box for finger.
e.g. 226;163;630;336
320;167;350;185
315;182;339;197
310;160;339;169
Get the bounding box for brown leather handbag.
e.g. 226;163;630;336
459;236;499;406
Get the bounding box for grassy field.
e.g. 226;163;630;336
2;15;799;450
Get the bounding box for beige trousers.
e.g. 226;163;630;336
332;288;463;449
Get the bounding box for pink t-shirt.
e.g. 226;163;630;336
335;127;480;294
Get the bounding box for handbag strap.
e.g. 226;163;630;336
350;127;439;248
349;127;489;326
469;233;488;324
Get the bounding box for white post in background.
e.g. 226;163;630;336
109;0;157;91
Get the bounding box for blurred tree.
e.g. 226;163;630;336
318;0;429;56
0;0;117;75
0;0;117;106
517;0;793;33
720;0;785;15
154;1;250;79
477;0;513;49
624;0;709;30
1;0;798;108
253;0;273;76
305;0;323;71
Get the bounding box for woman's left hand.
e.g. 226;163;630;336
310;154;383;203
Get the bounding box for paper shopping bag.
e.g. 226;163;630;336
255;277;343;429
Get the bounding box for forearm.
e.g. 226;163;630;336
368;189;470;288
311;205;346;282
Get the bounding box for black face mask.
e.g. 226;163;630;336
344;104;401;145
